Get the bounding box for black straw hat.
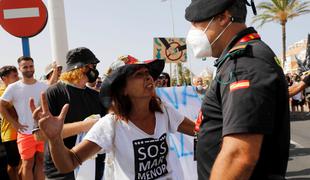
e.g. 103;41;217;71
100;59;165;108
65;47;100;72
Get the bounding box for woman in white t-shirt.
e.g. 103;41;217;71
31;59;195;180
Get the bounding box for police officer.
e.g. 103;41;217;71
185;0;290;179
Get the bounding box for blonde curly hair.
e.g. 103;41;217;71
59;67;88;84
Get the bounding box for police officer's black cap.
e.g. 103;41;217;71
185;0;236;22
65;47;100;72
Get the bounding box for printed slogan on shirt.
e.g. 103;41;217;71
133;133;168;180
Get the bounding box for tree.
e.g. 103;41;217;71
252;0;310;67
171;63;193;86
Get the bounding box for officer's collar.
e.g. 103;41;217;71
214;27;257;68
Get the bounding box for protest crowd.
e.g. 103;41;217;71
1;0;309;179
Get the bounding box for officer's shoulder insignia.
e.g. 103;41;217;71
229;80;250;92
274;56;282;67
229;44;248;53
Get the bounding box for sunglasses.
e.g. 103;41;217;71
158;75;166;80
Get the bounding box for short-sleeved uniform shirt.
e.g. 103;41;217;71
196;27;290;180
44;82;107;179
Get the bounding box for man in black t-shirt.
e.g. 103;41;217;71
185;0;290;179
35;47;107;180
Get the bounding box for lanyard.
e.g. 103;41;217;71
214;32;261;85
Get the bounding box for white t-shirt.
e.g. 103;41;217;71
84;103;184;180
1;80;48;134
292;91;302;101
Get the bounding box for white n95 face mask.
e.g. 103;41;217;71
186;17;214;58
186;17;233;59
196;85;203;91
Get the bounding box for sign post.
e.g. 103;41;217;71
0;0;48;56
22;38;30;57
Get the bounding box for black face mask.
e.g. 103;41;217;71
86;68;99;83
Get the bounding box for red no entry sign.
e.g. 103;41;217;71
0;0;48;38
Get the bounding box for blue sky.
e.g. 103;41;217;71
1;0;309;78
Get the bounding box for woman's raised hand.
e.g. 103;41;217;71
30;92;69;140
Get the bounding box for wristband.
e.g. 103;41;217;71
70;149;82;165
32;127;40;134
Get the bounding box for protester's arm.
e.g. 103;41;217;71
31;100;98;141
288;81;307;97
165;103;195;135
47;63;60;86
34;119;98;141
49;137;101;173
289;75;310;97
210;134;263;180
0;99;27;131
31;92;101;172
177;117;195;136
62;117;98;138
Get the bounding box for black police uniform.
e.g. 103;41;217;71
196;27;290;180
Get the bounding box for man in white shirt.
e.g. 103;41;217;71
0;56;48;180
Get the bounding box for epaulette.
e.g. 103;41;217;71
229;44;248;53
228;43;253;59
215;42;255;68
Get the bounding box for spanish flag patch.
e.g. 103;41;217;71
230;80;250;92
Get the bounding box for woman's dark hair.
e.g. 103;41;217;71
110;68;163;121
161;72;171;87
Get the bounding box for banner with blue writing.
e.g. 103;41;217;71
156;86;200;180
